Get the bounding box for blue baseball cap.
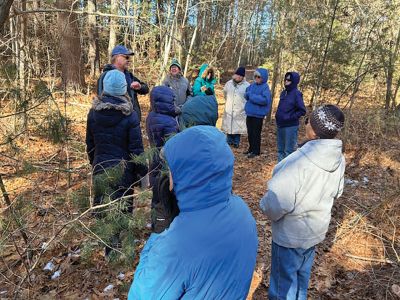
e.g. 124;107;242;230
111;45;134;56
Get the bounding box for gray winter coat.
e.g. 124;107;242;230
260;139;345;249
162;74;192;107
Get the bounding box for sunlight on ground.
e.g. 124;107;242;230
246;269;263;300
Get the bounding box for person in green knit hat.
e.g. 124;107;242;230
162;58;192;108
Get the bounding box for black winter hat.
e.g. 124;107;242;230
310;105;345;139
235;66;246;77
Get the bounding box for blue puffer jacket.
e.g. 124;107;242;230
244;68;271;118
146;86;179;148
128;126;258;299
86;95;146;186
275;72;306;128
178;95;218;130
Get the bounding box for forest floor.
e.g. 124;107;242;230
1;85;400;299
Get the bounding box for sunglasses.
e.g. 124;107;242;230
285;78;292;82
120;55;130;60
255;75;261;78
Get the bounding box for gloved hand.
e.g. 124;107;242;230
204;87;214;95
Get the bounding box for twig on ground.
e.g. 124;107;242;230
345;253;395;264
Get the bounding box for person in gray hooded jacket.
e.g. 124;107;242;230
260;104;345;300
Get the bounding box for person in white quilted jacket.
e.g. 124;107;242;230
221;67;250;148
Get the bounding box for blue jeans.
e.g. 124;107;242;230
269;242;315;300
226;134;240;146
277;126;299;162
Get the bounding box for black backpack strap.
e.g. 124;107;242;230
151;174;179;233
97;71;108;96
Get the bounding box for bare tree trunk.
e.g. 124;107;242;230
160;0;180;83
87;0;100;78
385;26;400;110
184;25;197;77
392;75;400;109
31;0;40;75
56;0;86;91
311;0;339;108
0;0;14;32
108;0;118;55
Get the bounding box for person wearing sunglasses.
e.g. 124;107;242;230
244;68;272;158
275;72;306;162
97;45;149;121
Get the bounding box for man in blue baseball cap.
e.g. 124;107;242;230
97;45;149;121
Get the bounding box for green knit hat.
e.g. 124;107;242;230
170;58;182;70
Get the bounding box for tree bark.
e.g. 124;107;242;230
108;0;118;55
87;0;100;78
385;26;400;110
56;0;86;91
0;0;14;32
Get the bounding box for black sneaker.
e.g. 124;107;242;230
243;150;251;155
233;144;239;148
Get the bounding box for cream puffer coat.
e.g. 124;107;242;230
221;79;250;134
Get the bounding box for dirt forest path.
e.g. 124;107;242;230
1;85;399;299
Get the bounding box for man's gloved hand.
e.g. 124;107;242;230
204;87;214;95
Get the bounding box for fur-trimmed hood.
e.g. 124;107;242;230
92;94;133;116
199;64;216;81
91;94;134;127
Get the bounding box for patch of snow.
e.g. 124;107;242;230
345;178;359;187
104;284;114;292
41;242;49;250
43;261;55;272
51;270;61;280
117;272;125;280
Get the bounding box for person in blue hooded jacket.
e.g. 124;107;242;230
275;72;306;162
146;86;179;187
86;70;147;254
244;68;272;158
128;126;258;300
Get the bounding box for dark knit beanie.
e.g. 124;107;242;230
310;105;345;139
235;66;246;77
170;58;182;70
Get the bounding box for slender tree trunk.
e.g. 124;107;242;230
385;26;400;110
87;0;100;78
392;75;400;109
56;0;86;91
184;25;197;77
108;0;118;55
160;0;180;83
0;0;14;32
311;0;339;108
